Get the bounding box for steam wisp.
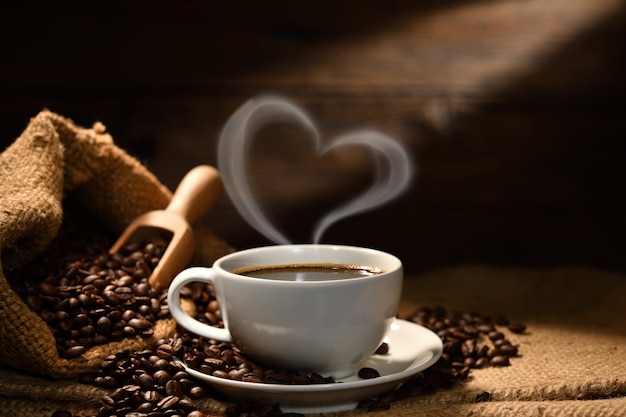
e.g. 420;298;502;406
217;94;415;244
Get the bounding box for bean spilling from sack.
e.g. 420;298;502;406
9;229;527;417
10;237;170;359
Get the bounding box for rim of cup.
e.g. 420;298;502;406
215;244;402;285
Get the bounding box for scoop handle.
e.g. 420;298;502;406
166;165;222;225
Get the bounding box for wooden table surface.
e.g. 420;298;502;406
1;0;625;276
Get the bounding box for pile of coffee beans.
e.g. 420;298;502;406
355;306;527;411
181;334;336;385
412;306;525;371
88;337;310;417
85;345;209;417
11;238;169;358
8;221;528;416
86;285;528;415
176;282;224;329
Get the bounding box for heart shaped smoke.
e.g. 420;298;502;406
217;94;415;244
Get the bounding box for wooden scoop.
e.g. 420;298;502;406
110;165;222;288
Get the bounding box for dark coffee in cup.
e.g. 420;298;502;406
232;263;385;281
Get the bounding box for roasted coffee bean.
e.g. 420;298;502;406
462;325;478;337
264;372;291;384
153;370;171;386
122;326;137;337
135;402;154;413
37;281;58;297
374;342;389;355
137;373;155;389
171;338;184;356
493;338;509;347
242;374;263;383
507;322;527;334
476;345;489;358
475;391;492;402
102;290;120;305
311;373;335;384
178;398;197;413
474;357;488;369
153;358;171;371
358;367;381;379
96;375;118;389
461;339;476;357
101;395;116;407
165;379;183;396
56;319;73;335
477;324;495;334
227;369;247;381
129;317;151;331
172;371;189;380
144;390;160;402
500;343;519;357
157;394;179;409
488;331;505;341
157;344;173;359
64;345;86;359
489;355;510;367
188;386;209;399
487;347;502;359
95;316;112;334
457;366;471;380
463;357;476;368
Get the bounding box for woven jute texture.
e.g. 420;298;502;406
0;111;233;380
1;265;624;416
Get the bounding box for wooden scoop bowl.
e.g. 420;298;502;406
110;165;222;288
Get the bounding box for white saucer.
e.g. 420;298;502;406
181;319;443;414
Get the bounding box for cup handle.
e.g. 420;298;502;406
167;266;233;342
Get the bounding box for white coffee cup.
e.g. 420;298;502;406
167;244;403;379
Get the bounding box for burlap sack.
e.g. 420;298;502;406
0;110;233;379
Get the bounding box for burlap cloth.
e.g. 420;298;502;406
1;112;625;416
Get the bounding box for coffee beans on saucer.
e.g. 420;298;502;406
358;367;381;379
181;334;336;385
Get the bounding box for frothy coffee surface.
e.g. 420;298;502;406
232;263;384;281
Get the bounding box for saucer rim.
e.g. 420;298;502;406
180;318;443;394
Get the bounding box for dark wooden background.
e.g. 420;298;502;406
1;0;625;276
